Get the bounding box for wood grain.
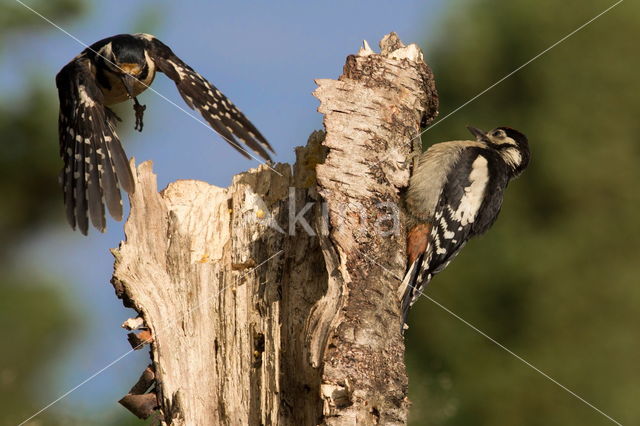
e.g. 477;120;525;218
111;33;438;425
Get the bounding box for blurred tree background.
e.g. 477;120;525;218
1;0;637;424
1;2;84;425
0;1;147;424
406;0;639;425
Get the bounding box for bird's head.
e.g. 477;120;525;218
98;35;148;97
467;125;530;176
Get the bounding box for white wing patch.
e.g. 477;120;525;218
168;59;188;80
78;85;96;107
451;155;489;226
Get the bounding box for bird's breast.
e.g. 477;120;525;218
100;68;156;105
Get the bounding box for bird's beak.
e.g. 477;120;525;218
121;74;137;99
467;126;490;143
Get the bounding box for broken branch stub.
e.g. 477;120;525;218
111;32;438;425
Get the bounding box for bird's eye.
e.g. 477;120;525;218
493;130;506;138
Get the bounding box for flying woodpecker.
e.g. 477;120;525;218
56;33;274;234
400;126;530;324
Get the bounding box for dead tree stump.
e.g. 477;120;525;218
111;33;438;425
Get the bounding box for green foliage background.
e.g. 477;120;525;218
406;1;639;425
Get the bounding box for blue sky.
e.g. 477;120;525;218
9;0;445;419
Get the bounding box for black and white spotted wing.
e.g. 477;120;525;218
56;56;135;235
402;149;508;314
140;34;274;160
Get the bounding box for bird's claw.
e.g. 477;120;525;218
133;101;146;132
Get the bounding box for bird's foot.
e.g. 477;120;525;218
133;99;146;132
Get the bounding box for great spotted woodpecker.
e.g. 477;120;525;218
56;33;274;234
400;126;530;324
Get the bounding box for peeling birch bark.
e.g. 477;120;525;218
111;33;438;425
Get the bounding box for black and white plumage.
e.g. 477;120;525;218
56;33;274;234
400;126;530;323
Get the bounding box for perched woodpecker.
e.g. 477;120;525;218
56;33;274;234
400;126;530;323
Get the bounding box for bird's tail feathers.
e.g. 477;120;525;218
400;253;427;332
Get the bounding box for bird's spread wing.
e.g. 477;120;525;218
56;56;135;234
138;34;274;161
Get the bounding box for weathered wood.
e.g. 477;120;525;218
111;33;438;425
313;33;437;425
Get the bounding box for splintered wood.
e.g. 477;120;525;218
111;33;438;425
